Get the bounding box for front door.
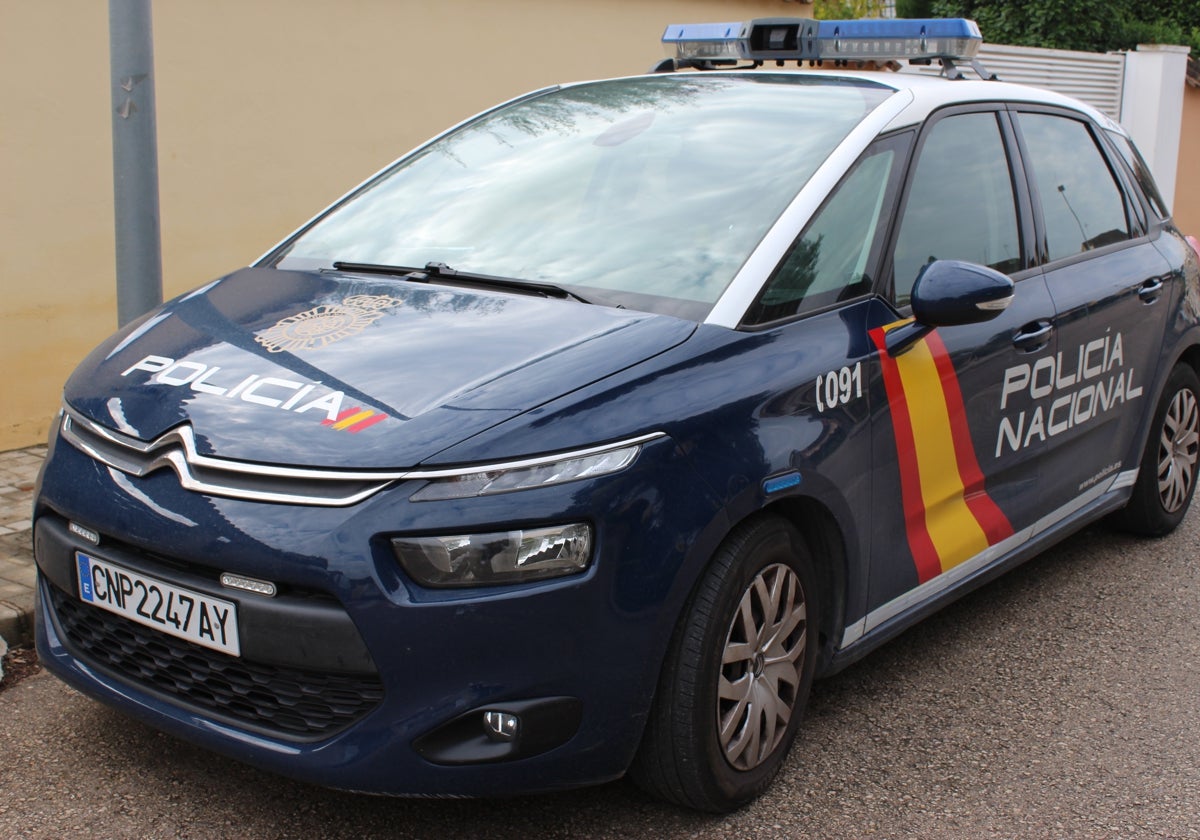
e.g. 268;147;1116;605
865;107;1054;633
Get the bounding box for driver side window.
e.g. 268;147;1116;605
745;136;906;326
891;111;1021;306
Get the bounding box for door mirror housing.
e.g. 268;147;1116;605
910;259;1014;326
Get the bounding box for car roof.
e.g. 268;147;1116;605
829;69;1120;133
564;68;1123;138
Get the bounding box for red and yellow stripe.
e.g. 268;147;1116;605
321;406;388;434
870;322;1012;584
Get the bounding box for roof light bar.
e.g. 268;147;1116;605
817;18;981;62
660;21;745;62
662;17;982;65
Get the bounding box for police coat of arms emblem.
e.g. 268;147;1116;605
255;294;400;353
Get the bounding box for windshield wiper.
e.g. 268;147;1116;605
332;261;590;304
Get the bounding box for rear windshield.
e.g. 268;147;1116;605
275;74;892;319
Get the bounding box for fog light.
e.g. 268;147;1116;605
483;711;520;742
391;523;592;588
412;697;582;765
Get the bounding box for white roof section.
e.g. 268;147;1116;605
901;43;1127;119
797;69;1118;133
616;67;1122;136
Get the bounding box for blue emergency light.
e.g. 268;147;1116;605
661;17;982;66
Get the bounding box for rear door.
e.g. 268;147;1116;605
1010;107;1174;517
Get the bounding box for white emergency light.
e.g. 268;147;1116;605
659;21;746;62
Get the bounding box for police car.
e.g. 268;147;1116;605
34;17;1200;812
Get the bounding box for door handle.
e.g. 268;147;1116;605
1012;321;1053;352
1137;277;1164;303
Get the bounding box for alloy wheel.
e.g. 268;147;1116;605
1158;387;1200;513
717;562;808;771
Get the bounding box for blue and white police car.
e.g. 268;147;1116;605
34;18;1200;811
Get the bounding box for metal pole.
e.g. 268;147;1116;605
109;0;163;327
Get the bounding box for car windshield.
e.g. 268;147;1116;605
274;74;892;319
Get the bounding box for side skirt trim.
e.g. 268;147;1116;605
839;469;1137;648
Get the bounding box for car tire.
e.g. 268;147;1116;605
629;514;819;812
1113;363;1200;537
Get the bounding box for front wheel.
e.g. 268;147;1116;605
1113;363;1200;536
629;515;819;812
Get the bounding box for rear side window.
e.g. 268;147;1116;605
1106;129;1170;220
1019;113;1132;262
891;111;1021;305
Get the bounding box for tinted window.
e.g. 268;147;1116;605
747;139;903;325
276;75;892;319
1106;129;1170;220
1019;113;1131;262
891;112;1021;305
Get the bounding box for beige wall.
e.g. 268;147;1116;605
3;3;1196;451
1175;84;1200;237
0;0;792;450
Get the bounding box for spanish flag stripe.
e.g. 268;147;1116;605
891;335;990;572
322;406;363;427
347;413;388;433
870;327;944;583
871;323;1010;581
333;409;375;431
924;331;1014;544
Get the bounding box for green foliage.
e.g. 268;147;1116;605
896;0;937;17
816;0;1198;58
929;0;1199;57
1119;17;1200;60
812;0;892;19
929;0;1121;52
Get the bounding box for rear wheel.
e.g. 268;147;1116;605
630;515;818;812
1113;363;1200;536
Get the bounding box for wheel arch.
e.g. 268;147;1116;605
1175;343;1200;380
1114;335;1200;491
634;473;858;750
629;501;830;809
751;496;848;676
1140;340;1200;458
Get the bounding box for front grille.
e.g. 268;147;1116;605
59;408;404;507
49;583;385;740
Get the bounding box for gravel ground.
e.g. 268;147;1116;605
0;644;39;693
2;517;1198;839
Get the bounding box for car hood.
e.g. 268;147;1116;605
64;267;696;469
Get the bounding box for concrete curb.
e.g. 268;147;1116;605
0;445;46;648
0;595;34;648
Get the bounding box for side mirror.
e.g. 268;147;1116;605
910;259;1014;326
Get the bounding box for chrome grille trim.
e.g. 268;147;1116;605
60;407;664;507
62;409;394;506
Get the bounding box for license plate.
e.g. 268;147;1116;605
76;552;241;657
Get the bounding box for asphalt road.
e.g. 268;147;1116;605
3;516;1198;839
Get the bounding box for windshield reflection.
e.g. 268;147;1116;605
278;75;891;319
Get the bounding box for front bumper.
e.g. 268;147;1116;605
33;431;723;796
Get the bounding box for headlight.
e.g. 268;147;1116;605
410;444;642;502
392;523;592;588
